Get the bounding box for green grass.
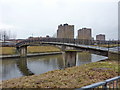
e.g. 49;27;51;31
1;60;119;88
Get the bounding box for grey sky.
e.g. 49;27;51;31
0;0;119;40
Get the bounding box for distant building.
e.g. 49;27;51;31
57;23;74;38
92;37;94;41
78;28;92;40
96;34;105;41
46;35;50;38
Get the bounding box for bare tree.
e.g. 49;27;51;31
0;29;16;41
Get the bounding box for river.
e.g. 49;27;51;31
1;51;108;81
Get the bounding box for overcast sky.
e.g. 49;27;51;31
0;0;119;40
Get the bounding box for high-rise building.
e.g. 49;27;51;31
57;24;74;38
96;34;105;41
78;28;92;40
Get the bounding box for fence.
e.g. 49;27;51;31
77;76;120;90
16;37;120;47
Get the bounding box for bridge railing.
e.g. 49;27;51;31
77;76;120;90
16;38;120;48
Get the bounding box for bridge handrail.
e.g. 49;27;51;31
76;76;120;89
16;38;120;48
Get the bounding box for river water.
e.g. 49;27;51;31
1;51;108;81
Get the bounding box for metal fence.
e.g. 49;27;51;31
77;76;120;90
16;37;120;47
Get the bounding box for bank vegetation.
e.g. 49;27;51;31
0;46;60;55
1;60;119;88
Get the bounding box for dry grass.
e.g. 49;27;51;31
27;46;60;53
1;60;119;88
0;47;16;55
92;44;118;48
0;46;61;55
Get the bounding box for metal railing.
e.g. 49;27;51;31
16;37;120;47
77;76;120;89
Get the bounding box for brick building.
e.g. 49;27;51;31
96;34;105;41
77;28;92;40
57;24;74;39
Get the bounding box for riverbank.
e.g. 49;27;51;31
0;52;62;59
1;59;119;88
0;46;61;55
0;46;61;59
91;44;118;48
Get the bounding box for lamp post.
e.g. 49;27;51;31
3;34;5;43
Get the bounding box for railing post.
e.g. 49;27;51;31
103;83;107;90
108;40;110;53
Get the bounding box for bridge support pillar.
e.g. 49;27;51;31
61;45;76;52
63;50;77;67
61;45;66;51
19;46;27;58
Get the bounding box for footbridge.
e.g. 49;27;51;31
16;38;120;60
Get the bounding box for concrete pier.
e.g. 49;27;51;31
19;46;27;57
17;58;34;75
63;50;78;67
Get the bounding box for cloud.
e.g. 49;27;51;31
0;24;15;30
0;0;118;39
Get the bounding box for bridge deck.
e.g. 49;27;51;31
16;38;119;54
43;42;119;53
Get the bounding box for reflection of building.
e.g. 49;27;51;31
96;34;105;41
78;28;92;40
57;23;74;38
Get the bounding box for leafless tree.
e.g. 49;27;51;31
0;29;16;41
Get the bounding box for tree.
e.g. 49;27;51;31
0;29;16;41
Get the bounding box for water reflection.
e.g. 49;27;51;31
62;52;77;68
1;52;108;80
27;55;64;75
1;59;22;80
77;51;92;65
17;58;34;76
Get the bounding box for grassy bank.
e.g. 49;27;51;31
0;47;16;55
0;46;61;55
92;44;118;48
1;60;119;88
27;46;60;53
